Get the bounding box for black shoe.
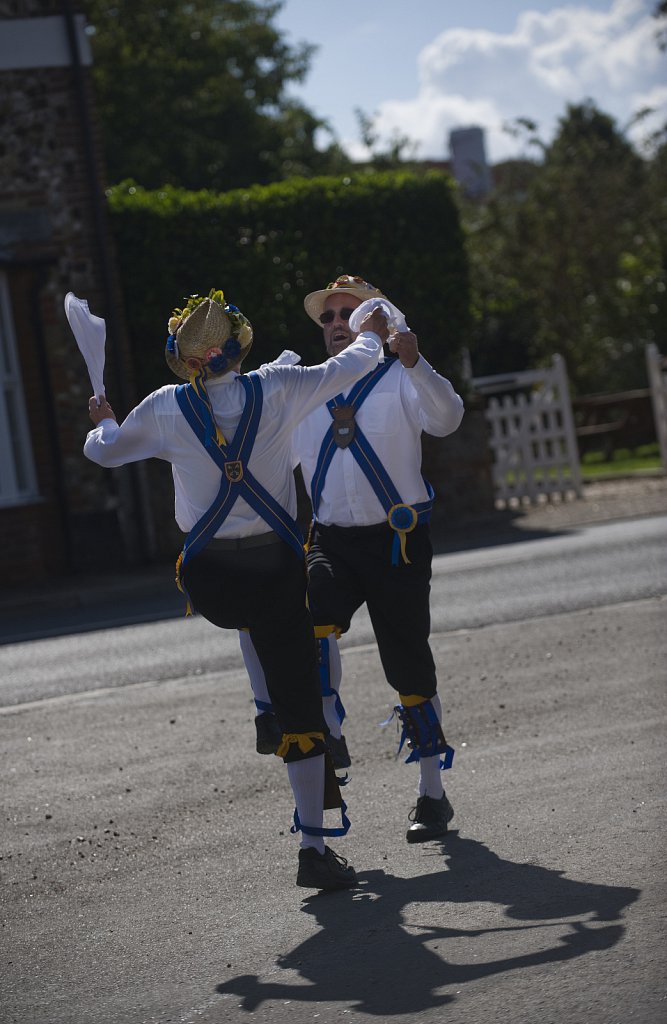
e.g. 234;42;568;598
326;733;351;769
406;793;454;843
296;846;358;891
255;712;282;755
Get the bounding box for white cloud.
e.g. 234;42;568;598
360;0;666;163
626;83;667;151
342;92;504;162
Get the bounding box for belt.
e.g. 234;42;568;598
315;521;391;536
315;520;429;536
206;531;282;551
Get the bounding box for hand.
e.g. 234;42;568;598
360;307;389;344
88;395;116;425
388;330;419;368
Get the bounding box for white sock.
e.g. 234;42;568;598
418;693;445;800
320;636;343;738
322;695;342;739
287;755;326;854
239;630;272;710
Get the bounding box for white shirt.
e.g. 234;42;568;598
84;332;382;538
293;354;464;527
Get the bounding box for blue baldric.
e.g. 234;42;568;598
175;372;304;571
310;357;434;565
177;372;351;838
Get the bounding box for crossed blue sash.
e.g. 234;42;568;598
178;374;351;837
175;372;304;568
310;357;434;565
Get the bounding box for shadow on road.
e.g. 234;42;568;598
215;832;638;1016
431;516;572;556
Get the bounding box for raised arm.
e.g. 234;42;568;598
388;328;463;437
274;308;389;426
84;392;164;467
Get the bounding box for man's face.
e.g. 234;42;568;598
320;293;361;357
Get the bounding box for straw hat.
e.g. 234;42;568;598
304;274;385;324
165;289;253;381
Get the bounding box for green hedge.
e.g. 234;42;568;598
106;170;470;395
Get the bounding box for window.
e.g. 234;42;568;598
0;272;39;507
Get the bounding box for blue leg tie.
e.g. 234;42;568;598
394;699;455;769
290;800;351;838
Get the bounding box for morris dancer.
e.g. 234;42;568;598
81;287;388;889
241;275;464;842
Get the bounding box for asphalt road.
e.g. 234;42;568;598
1;516;665;707
1;515;665;1024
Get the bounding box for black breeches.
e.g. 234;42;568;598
306;522;437;698
182;542;326;750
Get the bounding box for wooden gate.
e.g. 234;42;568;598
472;355;582;507
646;342;667;472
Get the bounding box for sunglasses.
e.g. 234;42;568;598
319;307;355;325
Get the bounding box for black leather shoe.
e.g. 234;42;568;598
406;793;454;843
254;712;282;755
326;733;351;769
296;846;358;891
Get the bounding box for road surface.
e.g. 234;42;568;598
1;516;665;1023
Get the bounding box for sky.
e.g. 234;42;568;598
274;0;666;164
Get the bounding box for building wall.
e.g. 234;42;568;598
449;126;492;200
0;5;143;584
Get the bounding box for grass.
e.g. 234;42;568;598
580;443;663;480
501;443;663;486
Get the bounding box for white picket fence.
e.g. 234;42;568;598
472;354;582;507
646;342;667;472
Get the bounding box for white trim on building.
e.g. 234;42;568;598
0;14;91;71
0;272;39;508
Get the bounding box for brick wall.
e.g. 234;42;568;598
0;6;141;584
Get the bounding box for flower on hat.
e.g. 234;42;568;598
165;287;253;381
168;289;250;350
206;337;243;374
168;288;227;337
328;274;379;292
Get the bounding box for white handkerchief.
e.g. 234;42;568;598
64;292;106;399
348;297;409;335
263;349;301;367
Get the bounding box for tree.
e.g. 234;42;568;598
354;108;419;171
519;103;657;392
655;1;667;50
82;0;351;190
462;102;666;395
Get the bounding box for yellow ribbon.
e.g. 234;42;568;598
174;551;193;617
399;693;428;707
314;624;342;639
387;503;418;565
190;372;227;447
175;551;185;591
275;731;325;759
